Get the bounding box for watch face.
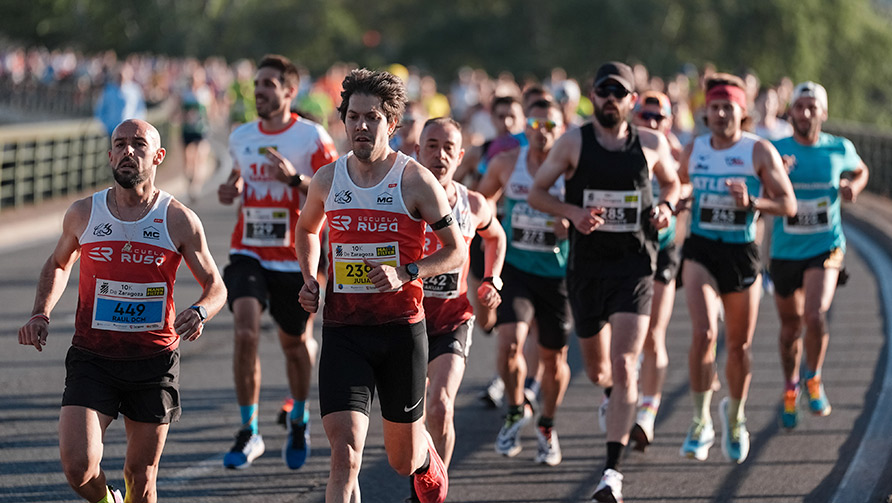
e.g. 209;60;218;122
492;277;503;291
192;305;207;321
407;263;419;278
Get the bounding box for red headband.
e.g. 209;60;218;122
705;85;747;111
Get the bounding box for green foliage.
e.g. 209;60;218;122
2;0;891;125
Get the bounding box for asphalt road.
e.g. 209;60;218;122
2;186;891;503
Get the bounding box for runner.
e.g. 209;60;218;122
770;81;868;428
628;90;686;451
528;62;680;502
17;119;226;503
478;99;572;465
217;55;338;470
295;68;464;503
407;117;506;501
677;73;796;464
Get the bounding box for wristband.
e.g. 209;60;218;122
30;313;50;324
289;173;306;187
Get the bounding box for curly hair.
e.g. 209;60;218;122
337;68;407;124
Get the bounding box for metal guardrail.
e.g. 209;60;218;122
824;121;892;196
0;106;173;214
0;118;111;212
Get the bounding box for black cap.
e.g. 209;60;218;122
594;62;634;92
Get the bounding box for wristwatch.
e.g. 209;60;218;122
481;276;503;293
289;173;306;187
658;200;676;214
190;305;208;324
405;262;420;281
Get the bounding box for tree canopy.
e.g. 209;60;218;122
4;0;892;125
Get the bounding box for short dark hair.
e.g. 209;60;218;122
526;98;565;123
705;73;746;93
337;68;407;124
258;54;299;89
491;95;519;112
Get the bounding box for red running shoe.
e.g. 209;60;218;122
413;430;448;503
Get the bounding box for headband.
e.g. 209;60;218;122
705;85;747;111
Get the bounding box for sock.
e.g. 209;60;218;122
240;404;259;434
729;397;746;424
785;379;799;392
95;487;113;503
414;450;431;475
538;416;554;430
805;368;819;381
639;396;660;421
604;386;613;398
605;441;624;471
290;400;310;424
508;404;524;420
692;390;713;424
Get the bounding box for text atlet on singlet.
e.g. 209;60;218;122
324;152;426;326
75;189;182;359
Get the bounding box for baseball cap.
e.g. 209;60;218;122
791;81;828;112
635;90;672;117
594;62;634;92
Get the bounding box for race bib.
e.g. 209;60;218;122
331;242;400;293
784;197;830;234
697;193;748;231
92;279;167;331
423;272;461;299
242;207;289;247
583;189;642;232
511;203;558;252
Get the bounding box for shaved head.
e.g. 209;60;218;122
112;119;162;150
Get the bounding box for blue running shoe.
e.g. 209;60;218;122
806;376;832;416
679;419;714;461
780;387;800;429
283;417;310;469
720;397;750;464
223;428;265;469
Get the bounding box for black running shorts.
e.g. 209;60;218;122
496;263;572;350
682;234;760;294
223;254;311;336
569;274;654;338
428;317;474;362
769;248;847;298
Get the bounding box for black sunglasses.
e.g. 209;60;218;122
638;111;666;122
594;85;631;99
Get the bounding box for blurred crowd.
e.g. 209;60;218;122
0;46;801;167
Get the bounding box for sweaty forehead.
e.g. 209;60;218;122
112;120;160;147
348;93;385;114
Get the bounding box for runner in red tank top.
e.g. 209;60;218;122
414;117;505;494
17;119;225;503
295;69;465;503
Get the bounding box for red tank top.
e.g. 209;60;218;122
323;152;426;326
423;181;476;336
75;189;182;359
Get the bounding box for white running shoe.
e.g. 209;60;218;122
534;426;562;466
223;428;265;469
679;419;715;461
720;397;750;464
495;406;532;457
478;376;505;409
592;468;623;502
630;407;655;452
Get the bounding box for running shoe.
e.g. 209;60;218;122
535;426;562;466
630;406;655;452
223;428;265;469
598;395;609;433
524;385;540;417
107;485;124;503
719;397;750;464
780;387;800;430
679;419;714;461
413;430;448;503
276;397;294;428
592;468;623;503
805;375;832;416
478;376;505;409
495;406;532;457
282;417;310;469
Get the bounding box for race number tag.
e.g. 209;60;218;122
511;203;558;252
583;189;642;232
423;272;461;299
92;279;167;331
784;196;830;234
698;194;748;231
242;207;289;247
331;242;400;293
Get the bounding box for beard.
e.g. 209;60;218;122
113;166;148;189
594;104;622;128
793;119;819;139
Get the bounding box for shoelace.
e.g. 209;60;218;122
783;389;799;412
806;377;823;400
729;419;747;443
688;421;708;440
231;429;253;451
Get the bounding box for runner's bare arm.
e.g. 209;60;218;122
641;129;681;228
469;189;505;308
750;139;797;217
295;162;334;312
169;200;226;340
841;160;869;202
18;198;89;351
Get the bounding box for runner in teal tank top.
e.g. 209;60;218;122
768;81;869;430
